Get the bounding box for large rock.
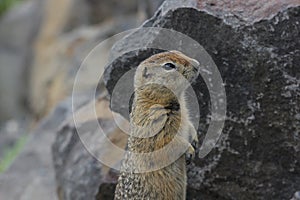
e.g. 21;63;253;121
52;93;129;200
102;0;300;199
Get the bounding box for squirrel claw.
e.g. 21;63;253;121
185;145;195;165
191;137;199;149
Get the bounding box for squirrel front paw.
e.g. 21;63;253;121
185;144;195;164
185;135;200;164
178;123;199;164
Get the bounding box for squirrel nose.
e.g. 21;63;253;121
190;58;199;69
190;58;200;72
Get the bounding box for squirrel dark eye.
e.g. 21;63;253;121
162;63;176;70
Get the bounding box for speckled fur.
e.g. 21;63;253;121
114;51;199;200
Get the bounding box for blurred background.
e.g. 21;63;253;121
0;0;163;198
0;0;163;171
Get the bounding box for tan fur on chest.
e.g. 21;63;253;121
130;84;181;152
136;156;187;200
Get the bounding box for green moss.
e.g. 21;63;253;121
0;134;28;173
0;0;21;17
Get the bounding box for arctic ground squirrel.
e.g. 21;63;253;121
114;50;200;200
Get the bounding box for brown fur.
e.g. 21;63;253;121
114;51;199;200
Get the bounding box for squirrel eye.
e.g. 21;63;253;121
162;63;176;70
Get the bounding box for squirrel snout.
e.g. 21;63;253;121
190;58;200;70
191;59;200;75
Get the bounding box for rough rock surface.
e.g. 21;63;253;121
102;0;300;199
52;93;129;200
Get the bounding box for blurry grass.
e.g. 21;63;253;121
0;0;21;17
0;134;28;173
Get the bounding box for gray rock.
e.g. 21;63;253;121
52;95;128;200
52;120;116;200
0;0;44;121
103;0;300;199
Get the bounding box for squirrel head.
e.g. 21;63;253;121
134;50;200;96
